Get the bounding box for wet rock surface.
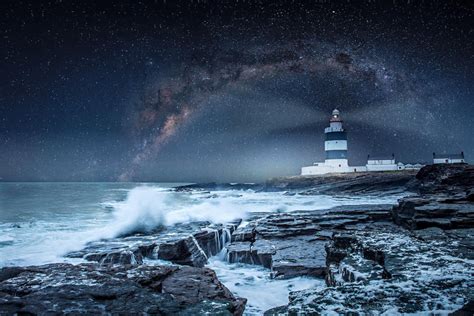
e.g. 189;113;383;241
0;263;246;315
176;170;417;196
66;220;239;268
226;204;394;279
175;182;263;192
392;164;474;230
264;170;417;195
271;164;474;314
286;225;474;314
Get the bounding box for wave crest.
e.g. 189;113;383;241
108;187;248;237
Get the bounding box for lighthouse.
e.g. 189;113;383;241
324;109;349;168
300;108;422;175
301;108;369;175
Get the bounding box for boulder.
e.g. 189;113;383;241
157;235;208;267
0;263;246;315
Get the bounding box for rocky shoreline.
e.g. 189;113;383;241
1;164;473;315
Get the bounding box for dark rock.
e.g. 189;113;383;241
174;182;263;192
392;197;474;230
392;165;474;230
413;227;447;241
450;300;474;316
339;254;385;284
264;171;416;195
285;226;473;314
231;224;256;242
415;164;474;194
226;241;253;264
332;233;357;249
137;243;157;258
68;220;241;271
249;239;275;268
0;267;25;282
0;263;246;315
325;243;349;267
226;241;274;268
467;189;474;202
157;235;208;267
99;250;143;267
263;305;288;315
194;229;222;257
324;233;359;269
271;237;326;279
361;246;385;266
223;205;395;281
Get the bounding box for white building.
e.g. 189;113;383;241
404;163;424;170
301;109;423;176
366;154;399;172
433;152;465;164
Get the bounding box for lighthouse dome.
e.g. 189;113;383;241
330;108;342;122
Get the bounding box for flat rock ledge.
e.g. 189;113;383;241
0;263;246;315
226;204;393;279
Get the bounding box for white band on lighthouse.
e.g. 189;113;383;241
325;140;348;151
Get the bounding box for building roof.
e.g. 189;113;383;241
367;154;395;160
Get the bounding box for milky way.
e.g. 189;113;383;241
1;1;472;181
121;39;429;180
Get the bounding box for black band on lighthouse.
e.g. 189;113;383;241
325;131;347;141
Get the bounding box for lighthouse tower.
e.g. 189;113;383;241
324;109;349;169
301;108;356;175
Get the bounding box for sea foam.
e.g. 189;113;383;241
107;186;249;237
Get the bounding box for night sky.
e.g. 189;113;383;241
1;1;473;182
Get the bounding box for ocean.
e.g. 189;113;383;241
0;182;406;313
